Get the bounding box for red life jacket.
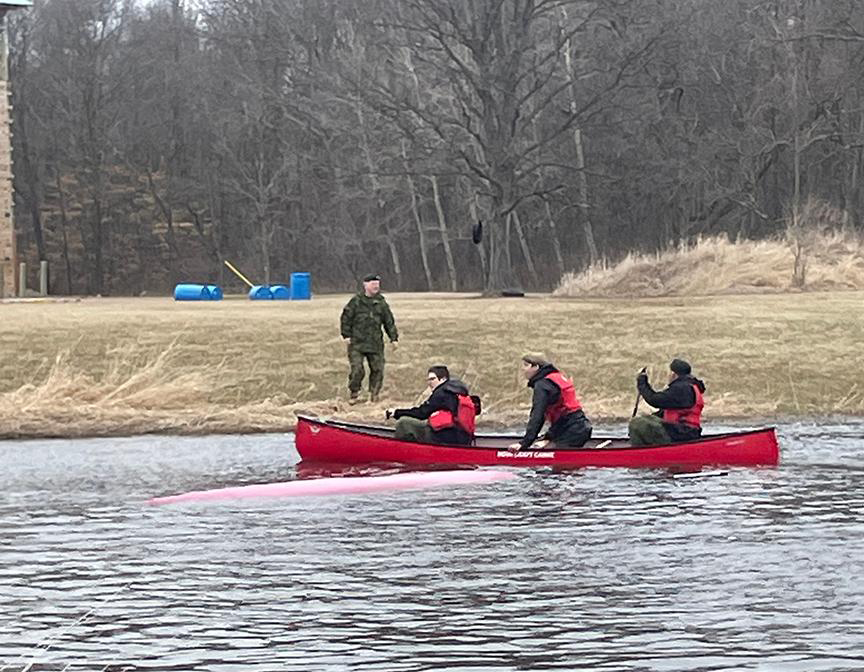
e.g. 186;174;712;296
428;394;477;436
543;371;583;424
662;384;704;428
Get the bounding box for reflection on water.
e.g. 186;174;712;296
1;423;863;671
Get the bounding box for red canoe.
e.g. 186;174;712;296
295;415;780;469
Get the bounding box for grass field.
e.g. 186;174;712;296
1;291;862;438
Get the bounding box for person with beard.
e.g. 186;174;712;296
508;354;593;452
628;358;706;446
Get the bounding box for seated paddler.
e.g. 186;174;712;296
508;353;593;452
628;358;706;446
386;366;479;446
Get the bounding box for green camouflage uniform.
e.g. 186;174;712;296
340;292;398;399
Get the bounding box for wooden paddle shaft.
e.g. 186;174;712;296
632;367;647;417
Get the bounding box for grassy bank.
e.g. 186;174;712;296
0;292;861;439
555;229;864;297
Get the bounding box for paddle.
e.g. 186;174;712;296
223;259;255;288
632;367;647;418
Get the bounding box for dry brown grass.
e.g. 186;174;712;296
1;291;862;438
555;229;864;298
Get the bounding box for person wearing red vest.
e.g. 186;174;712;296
629;358;706;446
386;366;478;445
508;353;593;452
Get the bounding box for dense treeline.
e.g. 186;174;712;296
8;0;864;294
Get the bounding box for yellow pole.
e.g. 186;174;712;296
223;260;255;288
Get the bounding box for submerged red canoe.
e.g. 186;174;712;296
295;415;780;469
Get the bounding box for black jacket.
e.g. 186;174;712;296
393;379;472;445
637;373;706;442
520;365;591;449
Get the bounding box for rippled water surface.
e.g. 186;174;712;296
1;423;863;671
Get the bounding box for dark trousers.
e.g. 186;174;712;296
394;417;434;443
628;415;671;446
348;346;384;396
549;411;593;447
552;423;593;448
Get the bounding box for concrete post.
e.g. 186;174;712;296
39;259;47;295
17;259;24;296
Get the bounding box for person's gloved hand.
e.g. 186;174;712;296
636;367;648;385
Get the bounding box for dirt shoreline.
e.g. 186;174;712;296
1;413;854;442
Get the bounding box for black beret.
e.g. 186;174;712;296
362;274;381;282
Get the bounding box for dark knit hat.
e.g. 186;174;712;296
670;358;691;375
362;273;381;282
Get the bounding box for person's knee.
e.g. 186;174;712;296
628;417;649;445
394;418;413;439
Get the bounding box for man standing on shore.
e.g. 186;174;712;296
340;274;398;404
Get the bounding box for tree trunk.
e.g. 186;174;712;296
511;209;539;288
466;185;488;280
146;170;179;281
54;166;73;295
356;105;401;286
527;116;566;278
14;109;44;259
561;7;599;265
483;199;516;294
92;198;104;295
851;108;864;228
402;142;432;290
385;236;401;280
544;198;565;276
485;208;511;293
504;211;513;277
260;216;271;285
429;176;457;291
206;168;225;285
573;128;599;264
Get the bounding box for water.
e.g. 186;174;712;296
1;423;863;671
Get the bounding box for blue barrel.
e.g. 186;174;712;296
270;284;291;300
289;272;312;300
248;285;273;300
174;283;211;301
206;285;223;301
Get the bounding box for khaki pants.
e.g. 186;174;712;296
394;417;434;443
348;346;385;397
628;414;671;446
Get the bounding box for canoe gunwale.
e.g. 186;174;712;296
296;414;777;453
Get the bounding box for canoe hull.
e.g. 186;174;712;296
295;416;780;469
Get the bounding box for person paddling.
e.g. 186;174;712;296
386;366;478;446
628;358;706;446
508;354;592;452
